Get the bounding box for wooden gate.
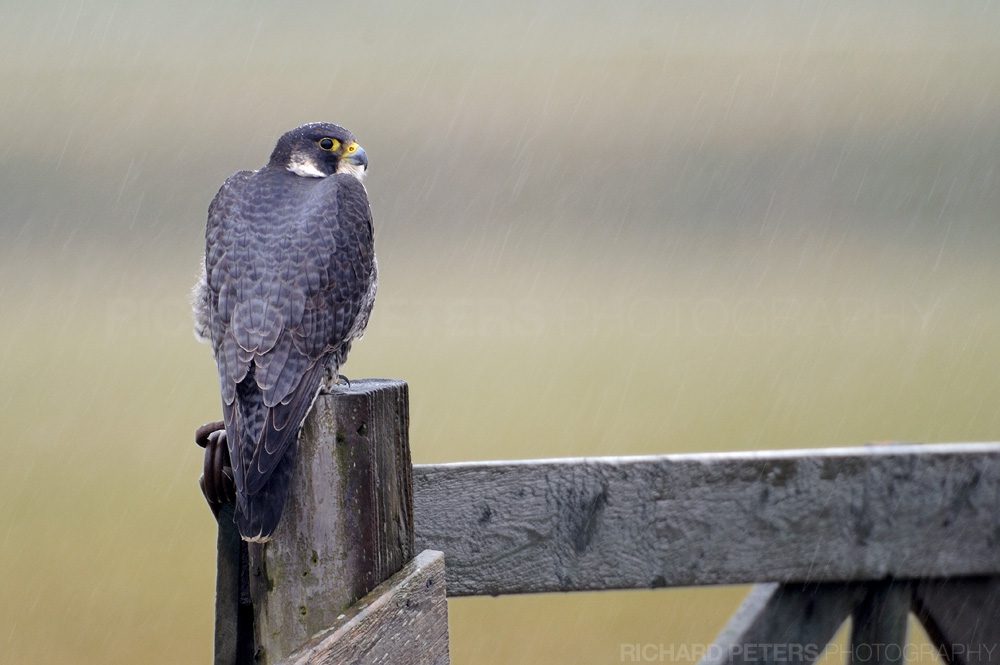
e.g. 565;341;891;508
202;380;1000;664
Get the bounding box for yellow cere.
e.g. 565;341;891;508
346;142;358;154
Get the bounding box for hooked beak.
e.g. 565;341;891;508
344;144;368;170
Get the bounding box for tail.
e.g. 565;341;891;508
227;368;301;543
235;437;298;542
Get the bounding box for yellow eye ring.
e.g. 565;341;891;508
318;138;339;151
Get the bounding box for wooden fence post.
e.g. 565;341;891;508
850;582;909;665
699;582;867;665
247;379;414;664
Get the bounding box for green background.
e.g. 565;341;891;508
1;2;998;662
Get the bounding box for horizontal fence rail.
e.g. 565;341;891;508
413;443;1000;596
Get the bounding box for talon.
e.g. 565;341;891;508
337;374;351;387
195;420;225;449
197;421;234;516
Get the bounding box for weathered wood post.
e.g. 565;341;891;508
247;379;415;664
850;582;909;665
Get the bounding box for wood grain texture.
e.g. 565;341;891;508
284;550;450;665
413;443;1000;595
850;582;910;665
912;576;1000;665
250;379;414;664
700;582;865;665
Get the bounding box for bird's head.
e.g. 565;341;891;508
268;122;368;181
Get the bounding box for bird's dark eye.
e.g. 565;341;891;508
319;138;336;151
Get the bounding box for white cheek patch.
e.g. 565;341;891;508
335;161;366;182
287;155;327;178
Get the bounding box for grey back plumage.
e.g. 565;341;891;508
203;163;376;539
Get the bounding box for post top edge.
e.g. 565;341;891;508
321;378;408;396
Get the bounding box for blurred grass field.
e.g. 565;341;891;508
2;1;1000;662
1;244;999;663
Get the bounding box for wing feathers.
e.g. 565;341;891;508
249;362;324;493
205;169;375;533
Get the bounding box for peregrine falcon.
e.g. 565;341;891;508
192;123;377;542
